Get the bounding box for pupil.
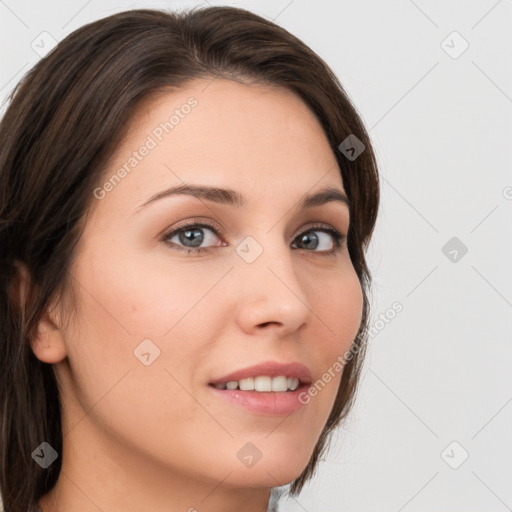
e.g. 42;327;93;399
180;228;204;248
301;232;318;249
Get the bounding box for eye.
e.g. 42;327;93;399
162;220;346;256
291;224;346;255
162;219;225;255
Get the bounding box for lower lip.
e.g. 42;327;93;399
208;384;309;416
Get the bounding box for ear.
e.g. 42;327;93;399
12;260;68;364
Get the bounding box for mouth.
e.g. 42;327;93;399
208;375;306;392
207;361;312;415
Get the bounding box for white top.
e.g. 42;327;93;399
33;488;284;512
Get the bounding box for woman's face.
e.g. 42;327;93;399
38;78;363;503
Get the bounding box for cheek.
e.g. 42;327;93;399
311;263;364;350
302;264;363;412
94;245;229;339
62;248;226;413
58;269;212;465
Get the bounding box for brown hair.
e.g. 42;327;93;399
0;6;379;510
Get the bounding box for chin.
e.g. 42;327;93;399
220;442;314;489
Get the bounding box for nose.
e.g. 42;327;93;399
234;239;312;337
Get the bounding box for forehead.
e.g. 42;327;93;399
92;78;344;218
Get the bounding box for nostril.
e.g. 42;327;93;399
258;321;281;328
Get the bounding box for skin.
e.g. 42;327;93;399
28;77;364;512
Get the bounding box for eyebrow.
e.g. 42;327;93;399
134;183;350;214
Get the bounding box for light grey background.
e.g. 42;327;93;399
1;1;511;511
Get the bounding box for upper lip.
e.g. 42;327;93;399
209;361;313;386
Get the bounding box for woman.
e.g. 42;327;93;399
0;6;379;512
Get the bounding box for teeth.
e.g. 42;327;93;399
289;377;299;391
271;375;287;392
239;377;254;391
212;375;300;392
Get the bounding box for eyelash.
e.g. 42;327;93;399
161;219;346;257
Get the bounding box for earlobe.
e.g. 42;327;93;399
30;317;68;364
11;260;68;364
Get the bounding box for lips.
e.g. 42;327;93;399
208;360;313;386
